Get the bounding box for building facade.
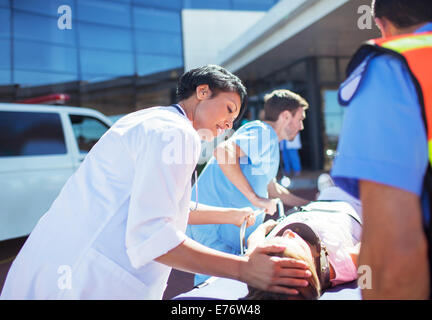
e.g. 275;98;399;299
0;0;280;86
0;0;279;114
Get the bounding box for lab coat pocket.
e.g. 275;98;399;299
60;247;150;299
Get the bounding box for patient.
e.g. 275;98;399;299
243;186;362;300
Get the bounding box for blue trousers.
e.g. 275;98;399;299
281;148;302;174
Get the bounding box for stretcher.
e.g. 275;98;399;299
174;200;362;300
173;277;361;300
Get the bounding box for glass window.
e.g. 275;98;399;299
0;39;10;69
137;54;182;76
14;40;77;74
132;0;182;10
323;90;345;136
134;30;182;56
80;49;134;76
183;0;232;10
232;0;275;10
133;7;181;33
0;8;10;38
0;69;11;85
14;12;76;46
322;90;345;169
13;0;75;17
13;70;77;86
325;114;344;138
80;73;116;82
78;22;133;51
69;114;110;153
0;0;9;8
0;111;67;157
77;0;131;28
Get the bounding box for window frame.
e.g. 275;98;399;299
67;113;111;156
0;110;68;158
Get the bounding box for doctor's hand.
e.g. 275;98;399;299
239;244;312;295
251;197;279;216
230;207;256;228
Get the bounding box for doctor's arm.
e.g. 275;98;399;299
358;180;429;299
214;140;278;215
155;236;311;295
267;179;310;208
188;202;256;227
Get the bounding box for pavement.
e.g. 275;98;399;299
0;171;322;299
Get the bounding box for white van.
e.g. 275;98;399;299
0;103;113;241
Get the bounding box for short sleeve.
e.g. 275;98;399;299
233;123;275;175
125;125;200;269
331;54;428;197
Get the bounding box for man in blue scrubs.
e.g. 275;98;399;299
331;0;432;299
187;89;310;285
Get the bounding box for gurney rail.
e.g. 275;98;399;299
240;199;285;255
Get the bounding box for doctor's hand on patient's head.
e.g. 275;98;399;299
239;243;311;296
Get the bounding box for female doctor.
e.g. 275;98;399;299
0;65;311;300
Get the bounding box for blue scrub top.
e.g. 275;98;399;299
331;23;432;224
187;120;280;254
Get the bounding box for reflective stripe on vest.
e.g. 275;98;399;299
371;32;432;166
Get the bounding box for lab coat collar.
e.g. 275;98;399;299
171;104;187;118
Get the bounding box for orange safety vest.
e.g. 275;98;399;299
372;33;432;164
345;31;432;297
345;32;432;163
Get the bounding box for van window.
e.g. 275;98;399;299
0;111;67;157
69;115;110;153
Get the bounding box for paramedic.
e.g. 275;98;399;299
331;0;432;299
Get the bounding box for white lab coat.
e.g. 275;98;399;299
0;106;201;300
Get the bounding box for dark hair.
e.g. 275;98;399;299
242;238;321;300
263;89;309;122
372;0;432;28
176;64;248;122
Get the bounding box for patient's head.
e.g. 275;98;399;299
245;233;321;300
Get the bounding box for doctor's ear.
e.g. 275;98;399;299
279;110;292;123
196;84;212;101
375;17;394;38
374;18;386;37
